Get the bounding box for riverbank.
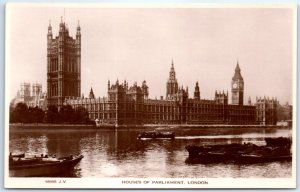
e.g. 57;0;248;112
9;123;289;131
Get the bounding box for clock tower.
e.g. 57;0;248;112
166;60;179;100
231;62;244;105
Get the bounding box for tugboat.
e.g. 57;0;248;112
137;131;175;140
9;153;84;177
185;137;292;164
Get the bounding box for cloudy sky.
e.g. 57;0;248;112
6;5;295;104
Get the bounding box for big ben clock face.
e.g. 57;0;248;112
233;83;238;88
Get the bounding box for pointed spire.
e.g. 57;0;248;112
232;61;243;80
168;59;176;79
77;20;80;29
89;87;95;99
171;59;175;71
48;20;52;36
235;61;240;71
76;20;81;37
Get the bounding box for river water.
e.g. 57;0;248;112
9;126;292;178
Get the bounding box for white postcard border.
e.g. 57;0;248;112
4;3;297;189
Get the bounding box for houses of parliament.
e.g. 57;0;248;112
46;20;277;126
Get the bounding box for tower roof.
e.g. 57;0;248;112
89;87;95;99
232;61;243;80
195;81;200;91
235;62;240;71
168;60;177;82
77;20;81;30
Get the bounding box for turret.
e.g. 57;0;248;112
215;90;228;105
76;20;81;36
248;96;252;105
89;87;95;99
194;81;200;100
47;20;52;76
186;86;189;98
59;16;65;32
142;80;149;100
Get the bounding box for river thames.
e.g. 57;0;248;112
9;126;292;178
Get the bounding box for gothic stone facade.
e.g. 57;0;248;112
47;20;81;107
11;83;47;110
256;97;278;125
64;62;272;125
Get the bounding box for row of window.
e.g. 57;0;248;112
88;113;255;123
49;59;78;72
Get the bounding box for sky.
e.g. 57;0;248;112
6;5;295;105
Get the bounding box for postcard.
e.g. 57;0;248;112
5;3;296;188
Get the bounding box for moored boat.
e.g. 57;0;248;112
10;153;25;158
185;138;292;164
9;154;84;177
265;137;292;147
137;131;175;139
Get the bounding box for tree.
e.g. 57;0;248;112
13;103;29;123
30;106;45;123
9;104;16;123
46;105;59;123
74;106;90;124
59;105;75;123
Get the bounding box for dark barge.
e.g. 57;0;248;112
185;137;292;164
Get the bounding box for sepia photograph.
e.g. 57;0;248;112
5;3;296;188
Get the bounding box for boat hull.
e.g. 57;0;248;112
9;155;83;177
185;142;292;164
137;131;175;140
265;137;292;147
235;154;292;164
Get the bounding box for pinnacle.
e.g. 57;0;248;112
235;61;240;71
